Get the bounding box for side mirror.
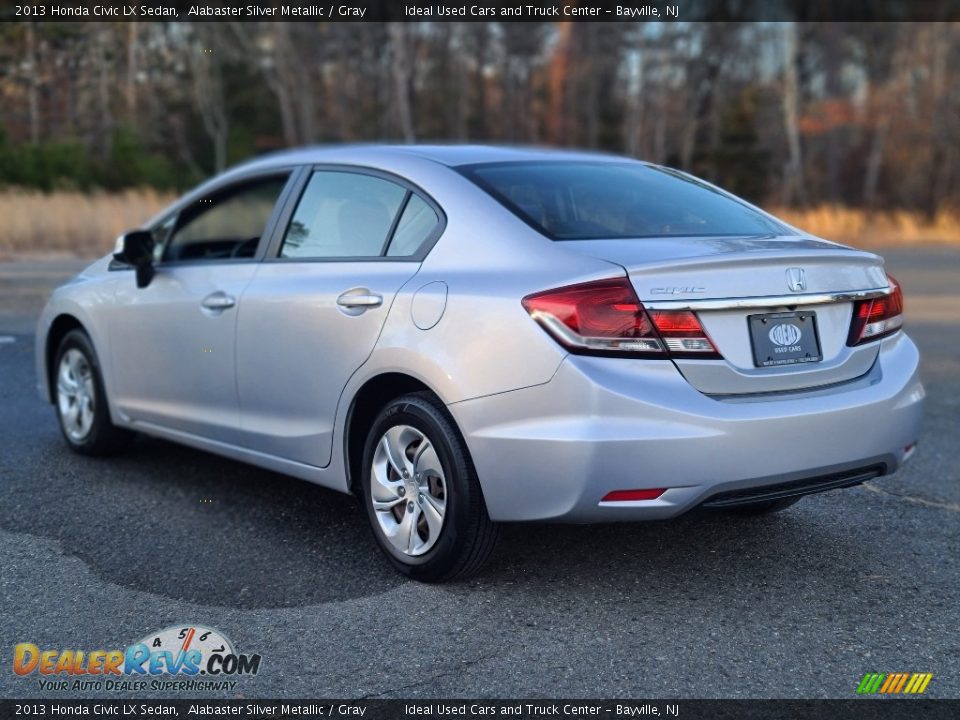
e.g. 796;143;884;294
113;230;156;289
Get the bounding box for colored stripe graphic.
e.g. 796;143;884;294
892;673;907;693
857;673;885;694
857;672;932;695
879;674;897;693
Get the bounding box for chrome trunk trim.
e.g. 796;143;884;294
642;287;891;311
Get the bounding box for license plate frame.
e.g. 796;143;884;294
748;311;823;368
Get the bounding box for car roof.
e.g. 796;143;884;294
235;143;635;173
147;144;646;230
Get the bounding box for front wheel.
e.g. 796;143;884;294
53;329;133;456
360;392;499;582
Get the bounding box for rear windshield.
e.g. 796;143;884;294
458;161;790;240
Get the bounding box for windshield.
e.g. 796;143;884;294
458;161;791;240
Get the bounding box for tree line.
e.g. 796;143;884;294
0;21;957;216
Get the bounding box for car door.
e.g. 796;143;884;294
109;172;295;443
235;167;444;467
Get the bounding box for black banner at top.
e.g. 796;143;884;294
2;0;959;22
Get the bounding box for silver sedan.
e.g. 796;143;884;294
35;145;924;580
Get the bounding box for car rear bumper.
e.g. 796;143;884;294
448;332;924;522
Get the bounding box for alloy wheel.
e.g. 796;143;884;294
57;348;95;442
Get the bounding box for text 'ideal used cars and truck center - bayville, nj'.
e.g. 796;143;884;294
403;4;675;16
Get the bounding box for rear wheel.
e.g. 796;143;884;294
724;497;801;516
360;392;498;581
54;329;133;456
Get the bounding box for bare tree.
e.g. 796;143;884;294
126;22;138;117
388;23;416;142
230;22;315;146
24;22;39;144
781;22;807;205
190;26;229;172
547;22;573;145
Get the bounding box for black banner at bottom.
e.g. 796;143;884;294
2;700;959;720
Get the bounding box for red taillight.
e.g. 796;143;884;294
522;277;720;359
847;274;904;346
601;488;667;502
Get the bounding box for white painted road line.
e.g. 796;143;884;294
0;336;16;344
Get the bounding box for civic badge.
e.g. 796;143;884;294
786;267;806;292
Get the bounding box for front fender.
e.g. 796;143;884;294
34;257;118;406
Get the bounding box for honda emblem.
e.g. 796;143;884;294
786;267;806;292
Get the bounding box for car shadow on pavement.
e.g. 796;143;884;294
5;430;870;611
2;434;406;608
468;505;870;602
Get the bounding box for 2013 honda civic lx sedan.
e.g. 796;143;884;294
35;145;924;580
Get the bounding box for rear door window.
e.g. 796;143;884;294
387;195;440;257
280;172;406;259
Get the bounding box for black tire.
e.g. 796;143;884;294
52;329;134;456
360;392;499;582
724;497;802;516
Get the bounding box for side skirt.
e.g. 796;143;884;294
126;419;349;493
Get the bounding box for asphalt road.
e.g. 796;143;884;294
0;248;958;700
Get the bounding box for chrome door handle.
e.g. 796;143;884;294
201;292;236;310
337;292;383;308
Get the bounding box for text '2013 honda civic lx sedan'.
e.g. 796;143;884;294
36;145;925;581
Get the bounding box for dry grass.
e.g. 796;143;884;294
771;205;960;247
0;189;175;259
1;191;958;260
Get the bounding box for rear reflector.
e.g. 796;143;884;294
847;274;904;346
601;488;667;502
903;442;917;461
522;277;720;359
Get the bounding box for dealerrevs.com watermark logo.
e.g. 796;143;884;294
13;624;261;692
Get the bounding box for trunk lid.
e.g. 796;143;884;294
562;235;888;394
